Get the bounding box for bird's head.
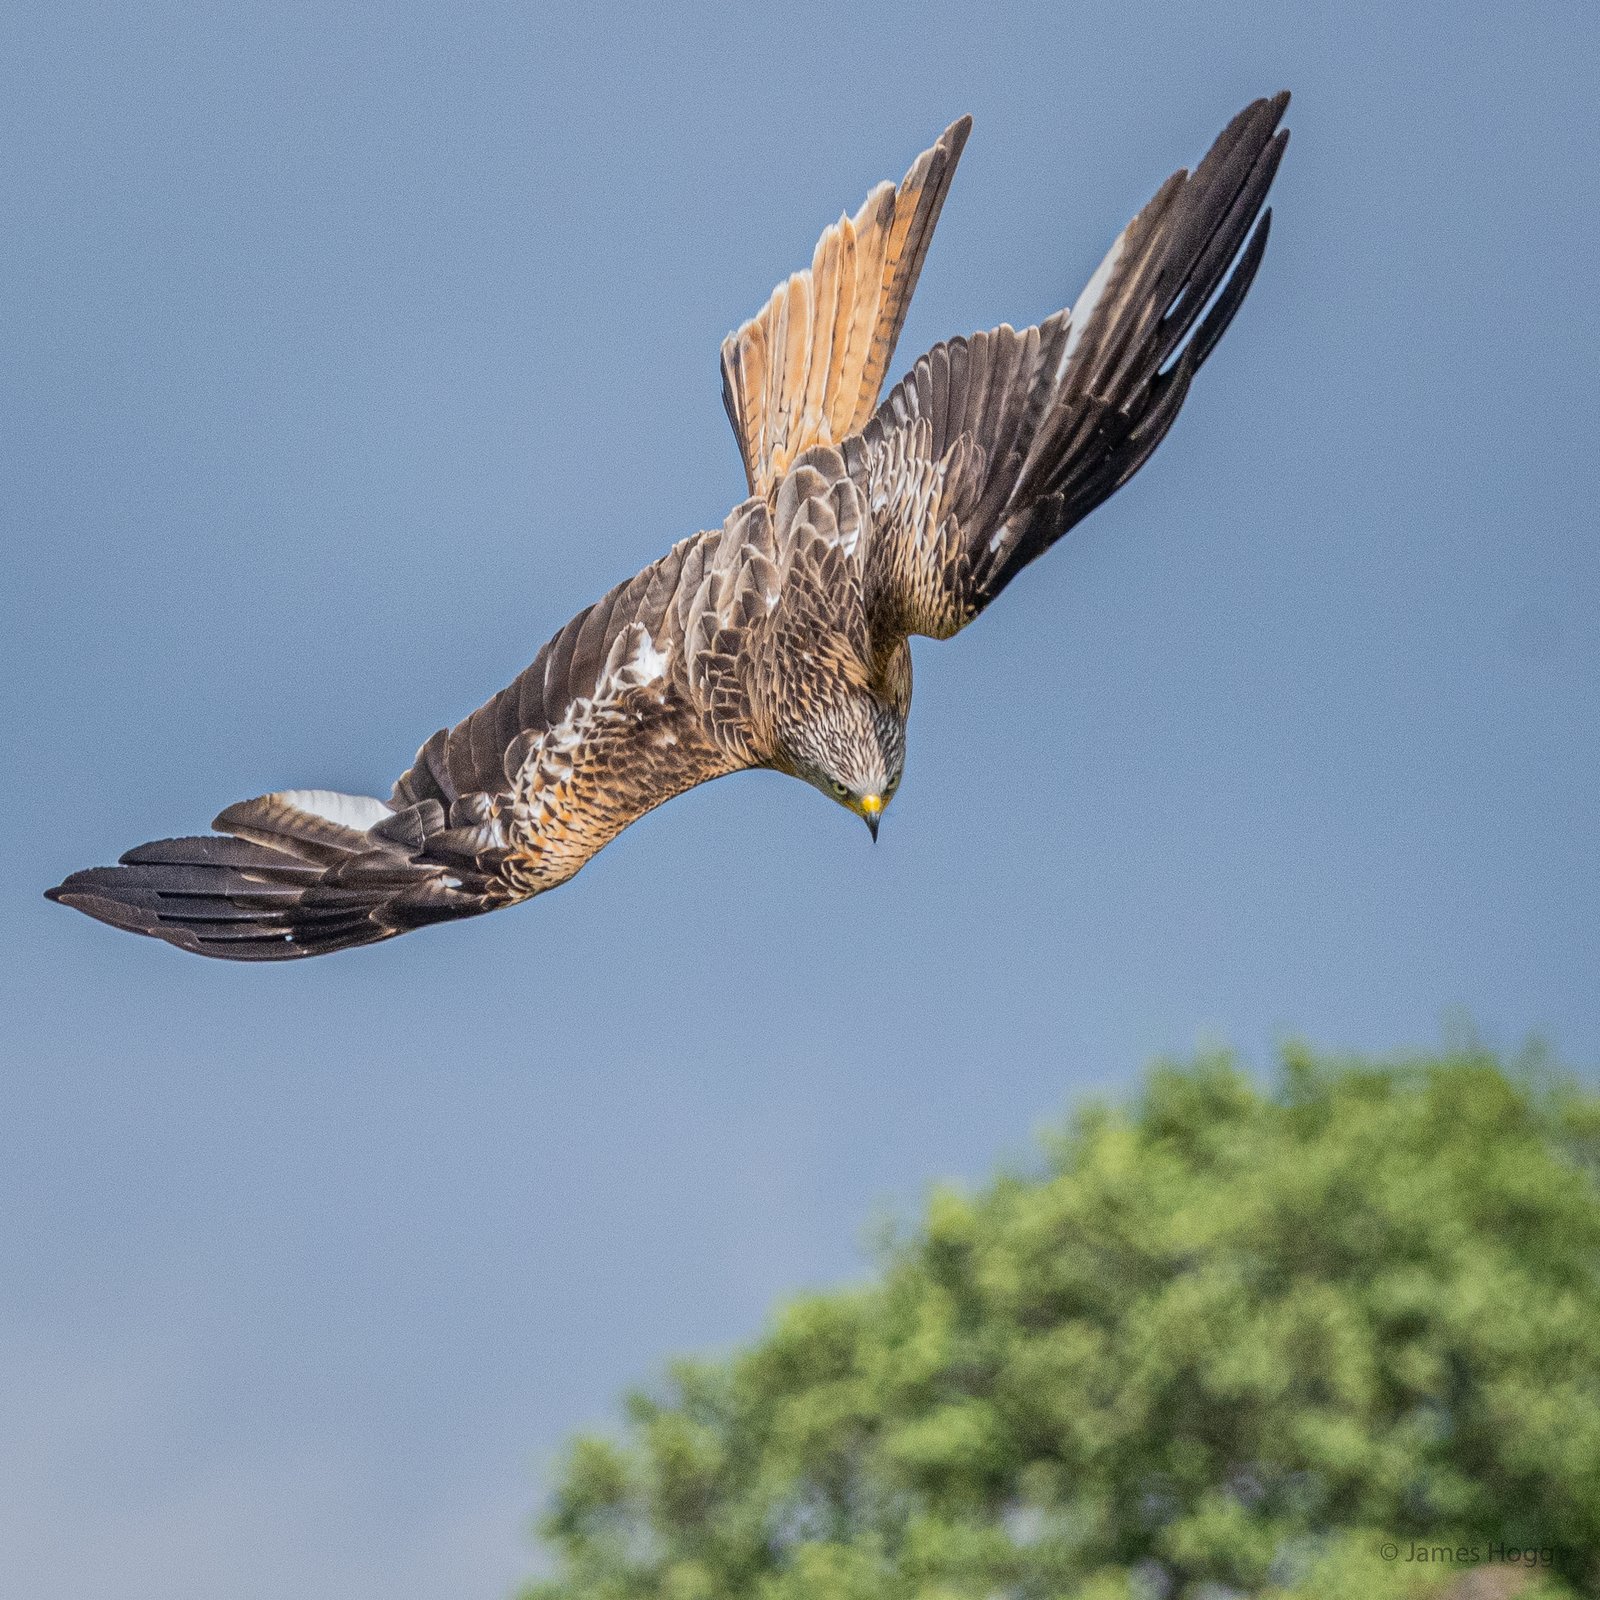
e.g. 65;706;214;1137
781;690;904;840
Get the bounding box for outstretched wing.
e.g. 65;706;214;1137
387;533;750;901
853;93;1289;641
47;515;783;959
720;115;971;502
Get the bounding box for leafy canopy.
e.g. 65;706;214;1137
527;1047;1600;1599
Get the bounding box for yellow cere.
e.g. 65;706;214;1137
861;793;883;818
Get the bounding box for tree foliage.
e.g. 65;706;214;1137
526;1047;1600;1599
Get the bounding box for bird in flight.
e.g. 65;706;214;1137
48;94;1290;959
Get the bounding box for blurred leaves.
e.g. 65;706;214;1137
526;1047;1600;1598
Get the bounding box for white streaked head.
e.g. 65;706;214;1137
780;691;904;838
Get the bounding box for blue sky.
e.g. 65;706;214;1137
4;2;1597;1596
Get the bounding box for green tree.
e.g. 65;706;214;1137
526;1047;1600;1599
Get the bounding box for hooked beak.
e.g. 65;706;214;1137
861;792;883;842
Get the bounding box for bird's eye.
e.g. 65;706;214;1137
830;781;849;799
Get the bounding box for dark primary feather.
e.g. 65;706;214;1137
44;803;495;961
854;92;1289;632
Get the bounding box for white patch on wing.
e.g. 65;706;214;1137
504;621;685;838
626;629;669;684
548;705;590;753
1061;227;1125;372
277;790;391;831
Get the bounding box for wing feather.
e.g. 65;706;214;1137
854;94;1289;639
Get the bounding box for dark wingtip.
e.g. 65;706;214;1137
45;881;159;936
1256;93;1292;150
44;871;91;906
1248;90;1291;120
1221;92;1291;153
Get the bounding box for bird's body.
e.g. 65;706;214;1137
48;95;1290;959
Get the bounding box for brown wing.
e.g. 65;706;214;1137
46;514;783;959
387;514;787;898
720;116;971;502
851;94;1289;641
